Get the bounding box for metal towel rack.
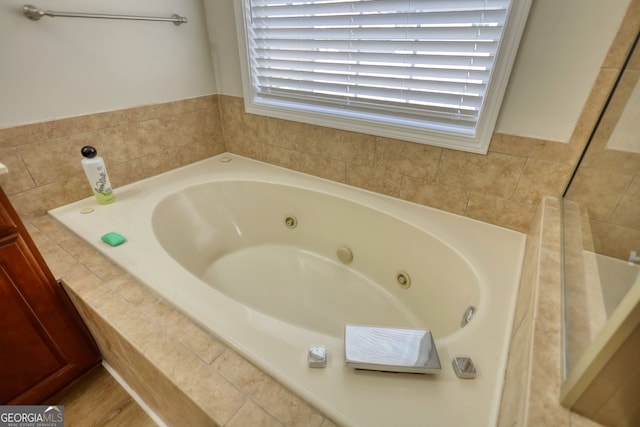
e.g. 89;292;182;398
22;4;188;26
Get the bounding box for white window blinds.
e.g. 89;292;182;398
238;0;530;153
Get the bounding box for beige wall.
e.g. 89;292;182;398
0;0;216;128
495;0;630;141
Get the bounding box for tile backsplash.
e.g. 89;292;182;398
219;91;601;232
0;95;224;219
0;84;609;232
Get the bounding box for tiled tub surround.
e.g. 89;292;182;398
29;190;597;427
0;92;574;232
48;154;526;426
219;95;578;234
497;198;604;427
27;214;334;427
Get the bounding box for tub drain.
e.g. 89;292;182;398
336;246;353;265
284;215;297;229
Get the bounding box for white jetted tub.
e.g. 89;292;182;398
50;153;525;426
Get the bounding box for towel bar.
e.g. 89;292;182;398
22;4;187;26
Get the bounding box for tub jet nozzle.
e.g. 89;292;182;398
396;271;411;289
336;246;353;264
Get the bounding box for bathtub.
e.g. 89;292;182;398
50;153;525;426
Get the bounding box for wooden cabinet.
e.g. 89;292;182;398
0;186;100;404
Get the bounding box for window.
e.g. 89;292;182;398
235;0;531;153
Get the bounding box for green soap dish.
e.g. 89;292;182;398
101;232;126;247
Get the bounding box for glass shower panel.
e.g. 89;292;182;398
562;34;640;376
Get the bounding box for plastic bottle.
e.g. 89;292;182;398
80;146;115;204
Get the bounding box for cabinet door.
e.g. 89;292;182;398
0;189;100;404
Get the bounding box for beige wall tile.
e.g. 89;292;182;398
30;214;76;242
489;133;573;163
581;145;640;177
219;95;246;136
8;176;89;219
213;350;325;427
143;336;244;426
0;122;48;149
527;322;571;427
66;289;219;427
320;128;376;167
35;241;79;279
590;220;640;260
513;159;575;205
497;198;574;427
611;175;640;229
537;247;563;326
345;164;402;198
88;257;127;284
0;95;222;219
107;275;159;310
141;299;226;365
264;146;347;183
225;134;269;161
44;111;121;139
227;400;284;427
399;176;469;215
19;132;103;186
139;146;187;177
218;95;577;231
436;150;526;198
100;119;167;164
374;137;442;181
119;96;218;124
119;103;177;125
541;200;563;249
159;109;222;146
267;119;328;155
497;313;534;427
225;109;274;144
511;229;539;331
90;291;165;353
107;158;148;188
465;193;535;233
0;148;36;194
566;168;633;222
